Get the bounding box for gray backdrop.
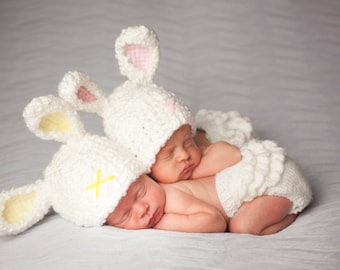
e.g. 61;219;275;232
1;0;339;269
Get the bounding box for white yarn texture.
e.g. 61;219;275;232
58;26;196;171
0;180;50;236
104;82;195;170
0;94;145;235
45;135;145;227
103;25;195;170
216;139;312;217
196;109;253;148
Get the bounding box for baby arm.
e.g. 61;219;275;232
154;184;227;233
192;141;242;179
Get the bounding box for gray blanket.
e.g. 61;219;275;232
1;0;339;269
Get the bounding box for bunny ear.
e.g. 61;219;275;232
58;71;108;116
115;25;160;84
0;180;51;235
23;95;85;143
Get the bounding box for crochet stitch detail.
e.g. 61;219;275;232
216;139;285;217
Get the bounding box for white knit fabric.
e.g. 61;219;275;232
58;26;195;171
195;109;254;148
58;71;108;114
45;134;144;227
23;95;86;143
105;26;195;169
115;25;160;84
103;82;195;170
0;180;50;236
216;139;312;218
0;95;145;235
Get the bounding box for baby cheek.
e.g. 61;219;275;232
190;147;201;162
133;216;150;229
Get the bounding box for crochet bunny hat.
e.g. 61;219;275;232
58;26;195;171
0;94;144;235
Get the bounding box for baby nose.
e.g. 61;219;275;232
176;147;190;162
134;201;149;218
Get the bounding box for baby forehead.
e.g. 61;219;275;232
166;124;193;142
127;179;143;193
110;183;140;217
175;124;192;135
125;175;151;194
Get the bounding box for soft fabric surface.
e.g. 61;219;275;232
0;0;339;269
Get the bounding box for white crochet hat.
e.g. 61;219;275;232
0;95;144;235
103;84;194;170
58;26;195;171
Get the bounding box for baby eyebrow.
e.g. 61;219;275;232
158;148;171;156
137;183;146;198
157;147;173;158
113;190;138;226
159;144;172;153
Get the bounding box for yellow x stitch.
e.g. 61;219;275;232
85;169;115;198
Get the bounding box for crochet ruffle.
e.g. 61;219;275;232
195;109;254;148
216;139;285;217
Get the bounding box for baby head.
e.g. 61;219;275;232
103;82;195;174
102;26;196;172
0;94;146;235
104;123;203;232
58;26;196;176
149;124;202;184
106;174;165;229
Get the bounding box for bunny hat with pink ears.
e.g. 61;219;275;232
58;25;253;173
59;25;195;172
0;94;145;236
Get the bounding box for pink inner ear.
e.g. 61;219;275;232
77;86;97;102
124;44;151;71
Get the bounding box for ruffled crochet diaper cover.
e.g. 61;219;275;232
216;139;312;218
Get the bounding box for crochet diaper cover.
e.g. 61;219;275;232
215;139;312;218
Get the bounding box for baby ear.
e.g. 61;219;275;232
115;25;159;84
0;180;51;235
23;95;85;143
58;71;108;116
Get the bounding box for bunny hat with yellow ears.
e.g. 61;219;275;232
58;25;253;173
0;95;145;236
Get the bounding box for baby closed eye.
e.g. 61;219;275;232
137;183;146;199
157;149;174;160
121;211;132;225
184;139;193;148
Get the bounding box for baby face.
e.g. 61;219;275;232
150;124;201;183
106;175;165;229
